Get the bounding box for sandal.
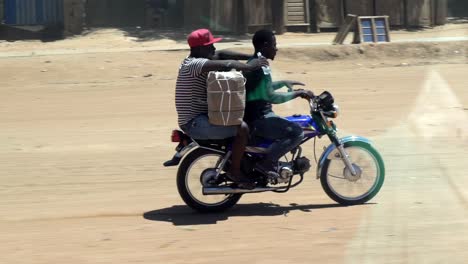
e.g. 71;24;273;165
226;172;256;190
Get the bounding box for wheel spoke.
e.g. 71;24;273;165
328;174;346;180
325;145;380;200
185;153;233;206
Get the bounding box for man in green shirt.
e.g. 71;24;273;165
244;29;315;177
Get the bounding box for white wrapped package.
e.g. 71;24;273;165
207;71;246;126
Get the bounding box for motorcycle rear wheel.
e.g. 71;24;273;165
320;140;385;205
177;148;242;212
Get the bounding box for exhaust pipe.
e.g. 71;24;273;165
203;186;284;195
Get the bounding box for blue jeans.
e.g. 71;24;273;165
181;114;238;140
250;112;304;162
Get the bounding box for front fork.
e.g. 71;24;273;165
328;132;357;176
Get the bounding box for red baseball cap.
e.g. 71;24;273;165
187;29;222;48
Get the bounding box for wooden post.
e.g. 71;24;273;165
283;0;287;31
333;14;357;44
385;16;391;41
370;18;377;42
305;0;310;32
433;0;447;25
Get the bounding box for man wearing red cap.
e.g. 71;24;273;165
175;29;268;189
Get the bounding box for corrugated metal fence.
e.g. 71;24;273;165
313;0;447;31
183;0;273;33
4;0;63;25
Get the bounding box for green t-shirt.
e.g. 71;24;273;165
243;57;297;122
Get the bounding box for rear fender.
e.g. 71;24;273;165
163;141;228;167
316;136;373;179
163;142;199;167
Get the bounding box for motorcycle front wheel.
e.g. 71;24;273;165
320;140;385;205
177;148;242;212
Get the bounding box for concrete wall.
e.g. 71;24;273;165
63;0;84;35
344;0;374;16
85;0;146;27
183;0;211;30
0;0;4;23
375;0;405;26
448;0;468;17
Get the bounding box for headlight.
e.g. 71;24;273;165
333;104;340;117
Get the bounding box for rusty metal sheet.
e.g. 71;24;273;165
375;0;404;26
86;0;145;27
406;0;431;26
344;0;374;16
314;0;344;28
209;0;239;32
244;0;272;26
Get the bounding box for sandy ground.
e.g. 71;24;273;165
1;26;468;263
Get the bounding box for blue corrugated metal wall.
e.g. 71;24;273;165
5;0;63;25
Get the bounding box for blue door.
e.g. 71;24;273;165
4;0;63;25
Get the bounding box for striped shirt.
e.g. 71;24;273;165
175;57;209;127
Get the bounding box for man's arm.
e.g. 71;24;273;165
263;77;311;104
243;59;305;102
272;80;305;91
212;50;251;60
267;87;302;104
272;81;286;91
201;58;268;73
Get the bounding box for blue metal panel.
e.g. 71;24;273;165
377;35;388;42
36;0;44;23
16;0;37;24
42;0;63;24
4;0;63;25
5;0;17;24
44;0;51;23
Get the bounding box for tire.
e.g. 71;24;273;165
320;140;385;205
177;148;242;213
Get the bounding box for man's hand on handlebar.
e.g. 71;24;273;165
295;89;315;100
283;80;305;92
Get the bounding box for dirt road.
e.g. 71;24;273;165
1;32;468;263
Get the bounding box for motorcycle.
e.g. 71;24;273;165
164;91;385;212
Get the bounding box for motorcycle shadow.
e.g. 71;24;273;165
143;202;360;226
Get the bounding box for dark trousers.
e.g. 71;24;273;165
250;112;304;162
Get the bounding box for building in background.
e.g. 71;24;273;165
0;0;453;40
177;0;449;34
309;0;448;32
0;0;67;40
447;0;468;18
2;0;64;26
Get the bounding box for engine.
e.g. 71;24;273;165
267;156;311;185
294;156;311;174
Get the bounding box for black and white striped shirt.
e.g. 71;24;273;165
175;57;209;127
